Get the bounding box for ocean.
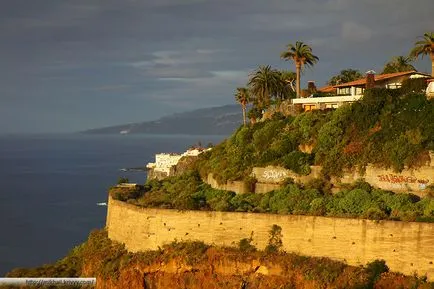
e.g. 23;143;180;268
0;134;225;275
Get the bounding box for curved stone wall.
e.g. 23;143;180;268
107;196;434;280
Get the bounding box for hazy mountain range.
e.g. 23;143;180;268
82;105;243;135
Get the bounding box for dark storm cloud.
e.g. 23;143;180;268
0;0;433;133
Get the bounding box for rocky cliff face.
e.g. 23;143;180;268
83;250;365;289
5;230;433;289
83;250;433;289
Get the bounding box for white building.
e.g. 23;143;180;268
146;148;211;176
146;153;183;174
427;79;434;99
294;71;432;111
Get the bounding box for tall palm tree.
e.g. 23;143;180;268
382;56;416;74
248;65;279;108
234;87;250;126
281;41;319;98
409;32;434;76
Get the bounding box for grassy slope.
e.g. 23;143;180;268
196;89;433;184
112;172;434;222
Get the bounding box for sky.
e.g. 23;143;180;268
1;0;433;133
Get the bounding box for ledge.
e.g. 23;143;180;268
292;95;363;104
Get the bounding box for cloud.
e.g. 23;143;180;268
341;22;373;43
1;0;434;132
88;85;133;92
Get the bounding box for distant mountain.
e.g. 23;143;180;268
82;104;243;135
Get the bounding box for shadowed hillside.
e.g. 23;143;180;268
82;105;243;135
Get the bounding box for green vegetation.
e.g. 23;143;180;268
281;41;319;98
197;89;433;183
327;69;364;86
365;259;390;287
382;56;416;74
237;232;256;253
117;177;129;184
409;32;434;77
247;65;296;111
265;224;283;254
234;87;251;126
112;173;434;223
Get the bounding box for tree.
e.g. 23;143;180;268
248;65;279;108
275;70;297;101
327;69;364;86
381;56;416;74
281;41;319;98
117;177;129;184
247;107;262;125
265;224;283;253
409;32;434;76
234;87;250;126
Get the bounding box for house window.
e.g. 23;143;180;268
356;87;364;95
325;104;339;109
304;105;316;111
387;83;401;89
338;87;350;95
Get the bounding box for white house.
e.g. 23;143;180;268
146;148;211;176
427;79;434;99
293;70;432;111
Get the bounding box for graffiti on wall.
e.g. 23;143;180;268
377;174;430;190
263;170;288;180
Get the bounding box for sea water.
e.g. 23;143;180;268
0;133;224;275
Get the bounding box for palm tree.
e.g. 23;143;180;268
281;41;319;98
277;70;297;100
248;65;279;108
409;32;434;76
234;87;250;126
382;56;416;74
327;69;363;85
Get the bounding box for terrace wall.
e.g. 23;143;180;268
107;196;434;280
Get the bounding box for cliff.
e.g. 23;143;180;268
5;230;433;289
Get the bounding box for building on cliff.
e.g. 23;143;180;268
293;70;432;111
146;148;210;180
427;79;434;99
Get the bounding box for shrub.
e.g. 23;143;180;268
400;78;428;94
164;240;209;265
282;151;312;175
303;178;333;194
363;207;388;220
265;224;283;254
230;193;261;212
117;177;129;184
337;189;373;216
365;259;389;285
238;233;257;253
352;179;372;193
271;111;286;121
205;190;235;211
144;179;162;191
111;187;143;202
423;199;434;217
310;197;327;216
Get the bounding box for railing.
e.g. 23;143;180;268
292;94;363;104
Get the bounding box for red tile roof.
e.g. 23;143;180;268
333;71;431;88
317;85;336;93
